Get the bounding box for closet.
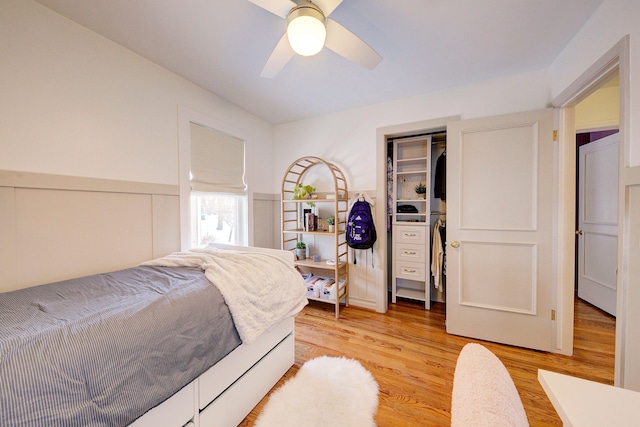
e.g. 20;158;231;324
388;132;446;309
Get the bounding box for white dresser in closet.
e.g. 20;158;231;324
390;133;446;309
391;135;430;308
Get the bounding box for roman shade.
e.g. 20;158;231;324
190;123;246;193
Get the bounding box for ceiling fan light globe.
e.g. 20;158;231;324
287;7;326;56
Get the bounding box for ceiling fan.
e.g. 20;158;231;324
249;0;382;78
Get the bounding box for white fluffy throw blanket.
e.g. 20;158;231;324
142;248;307;343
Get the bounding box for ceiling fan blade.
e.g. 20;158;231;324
312;0;343;17
261;33;295;78
324;18;382;70
248;0;295;18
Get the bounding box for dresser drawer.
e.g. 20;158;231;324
395;225;427;245
396;243;426;263
396;261;427;281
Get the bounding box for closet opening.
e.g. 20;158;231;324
386;131;446;311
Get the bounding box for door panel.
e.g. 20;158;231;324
447;109;556;352
460;241;536;314
460;126;536;230
578;133;619;316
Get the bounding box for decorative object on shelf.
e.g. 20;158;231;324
415;182;427;199
294;183;316;206
326;215;335;232
306;212;317;231
295;241;306;260
397;204;418;213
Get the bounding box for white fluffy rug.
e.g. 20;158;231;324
254;356;379;427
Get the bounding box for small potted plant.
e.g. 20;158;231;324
295;241;306;260
415;182;427;199
326;215;335;232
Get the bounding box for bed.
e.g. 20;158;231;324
0;171;305;427
1;245;306;427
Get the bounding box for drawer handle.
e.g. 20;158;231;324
403;268;417;273
403;233;417;237
402;250;417;255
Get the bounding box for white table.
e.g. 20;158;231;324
538;369;640;426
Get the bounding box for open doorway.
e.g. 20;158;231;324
552;35;629;382
573;74;619;380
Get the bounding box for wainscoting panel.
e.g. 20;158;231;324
0;170;180;292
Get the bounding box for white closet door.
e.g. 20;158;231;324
446;109;556;352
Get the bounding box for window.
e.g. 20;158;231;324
190;193;246;247
188;122;247;248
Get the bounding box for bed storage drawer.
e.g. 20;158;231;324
199;333;295;427
198;316;294;409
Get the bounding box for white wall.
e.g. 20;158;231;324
0;0;275;194
274;70;550;192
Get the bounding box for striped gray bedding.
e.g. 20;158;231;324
0;265;242;427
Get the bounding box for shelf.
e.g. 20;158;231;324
396;169;427;175
283;230;343;236
295;258;346;271
282;198;347;204
281;156;349;319
397;156;428;163
307;290;347;305
395;288;427;302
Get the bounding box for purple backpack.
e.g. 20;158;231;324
346;199;377;264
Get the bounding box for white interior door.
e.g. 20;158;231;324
446;109;556;352
577;133;619;316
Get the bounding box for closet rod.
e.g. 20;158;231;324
387;131;446;142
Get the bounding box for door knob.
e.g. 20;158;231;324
451;241;460;248
576;230;583;235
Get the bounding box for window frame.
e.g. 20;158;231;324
178;106;252;250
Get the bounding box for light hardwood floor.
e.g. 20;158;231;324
240;296;615;426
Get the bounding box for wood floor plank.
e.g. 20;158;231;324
239;297;615;426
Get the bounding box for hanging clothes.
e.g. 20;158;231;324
387;156;394;232
431;218;446;292
439;220;446;282
434;151;446;201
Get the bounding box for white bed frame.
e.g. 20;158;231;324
0;171;295;426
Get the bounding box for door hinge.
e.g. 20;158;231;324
553;130;558;142
551;309;556;320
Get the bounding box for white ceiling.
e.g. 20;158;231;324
34;0;604;125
